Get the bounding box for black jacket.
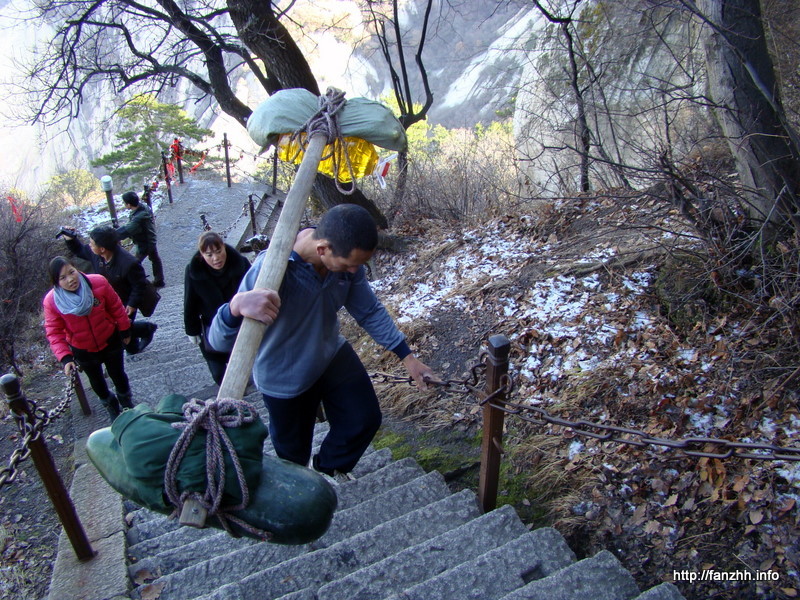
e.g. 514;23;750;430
64;237;148;309
117;204;157;254
183;244;251;337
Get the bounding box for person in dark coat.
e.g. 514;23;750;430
184;231;250;385
61;226;157;354
43;257;134;418
117;191;165;287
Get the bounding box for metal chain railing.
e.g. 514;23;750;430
370;352;800;463
0;372;77;488
200;202;249;239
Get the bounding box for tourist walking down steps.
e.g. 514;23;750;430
183;231;250;385
117;191;165;288
61;225;158;354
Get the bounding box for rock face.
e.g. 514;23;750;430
511;2;715;196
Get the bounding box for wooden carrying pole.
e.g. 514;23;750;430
179;133;327;526
217;133;327;401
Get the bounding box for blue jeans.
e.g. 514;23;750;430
261;342;381;474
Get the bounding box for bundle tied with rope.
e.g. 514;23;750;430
110;394;270;538
248;87;407;192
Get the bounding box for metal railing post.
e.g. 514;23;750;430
478;334;510;512
72;373;91;416
0;374;96;561
272;150;278;194
248;194;258;236
224;133;232;188
161;151;174;204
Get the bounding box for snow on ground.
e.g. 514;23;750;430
372;215;799;480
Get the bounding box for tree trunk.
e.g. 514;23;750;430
227;0;320;95
699;0;800;237
227;0;388;228
312;176;388;230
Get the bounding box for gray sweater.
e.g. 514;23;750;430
208;250;409;398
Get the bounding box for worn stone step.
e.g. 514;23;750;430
131;363;216;401
634;583;686;600
316;504;529;600
497;550;641;600
205;489;481;600
382;525;576;600
128;457;423;579
128;520;220;563
130;470;450;600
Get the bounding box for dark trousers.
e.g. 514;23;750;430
74;345;130;400
124;312;156;354
261;343;381;474
199;343;230;386
136;246;165;285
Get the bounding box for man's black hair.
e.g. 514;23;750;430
313;204;378;258
122;191;140;207
89;226;120;251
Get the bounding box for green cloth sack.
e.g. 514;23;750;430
247;88;407;152
110;394;268;508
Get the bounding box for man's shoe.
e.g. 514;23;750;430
331;470;356;484
153;281;166;288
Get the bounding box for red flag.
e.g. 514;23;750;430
6;196;22;222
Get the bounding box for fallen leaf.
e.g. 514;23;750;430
644;520;661;534
749;509;764;525
133;568;156;585
139;581;166;600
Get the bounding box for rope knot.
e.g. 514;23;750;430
288;86;357;195
163;397;271;540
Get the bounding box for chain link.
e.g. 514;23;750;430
201;203;249;239
0;372;77;488
371;355;800;462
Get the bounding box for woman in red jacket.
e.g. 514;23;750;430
43;256;135;418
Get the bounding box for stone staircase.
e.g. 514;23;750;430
47;179;687;600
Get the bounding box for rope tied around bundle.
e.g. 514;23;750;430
287;87;357;195
163;397;272;540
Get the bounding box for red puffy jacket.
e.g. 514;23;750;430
43;273;131;362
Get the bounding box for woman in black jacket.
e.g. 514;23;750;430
184;232;251;385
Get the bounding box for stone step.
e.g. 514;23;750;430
130;470;451;600
204;489;482;600
316;503;533;600
381;525;576;600
496;550;641;600
633;583;686;600
128;457;422;579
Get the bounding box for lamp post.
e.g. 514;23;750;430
99;175;118;227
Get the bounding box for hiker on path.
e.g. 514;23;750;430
43;256;134;419
60;225;158;354
183;231;251;385
208;204;437;482
116;191;165;288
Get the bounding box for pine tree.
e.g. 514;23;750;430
92;95;212;186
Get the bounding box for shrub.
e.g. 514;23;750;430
0;194;61;375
